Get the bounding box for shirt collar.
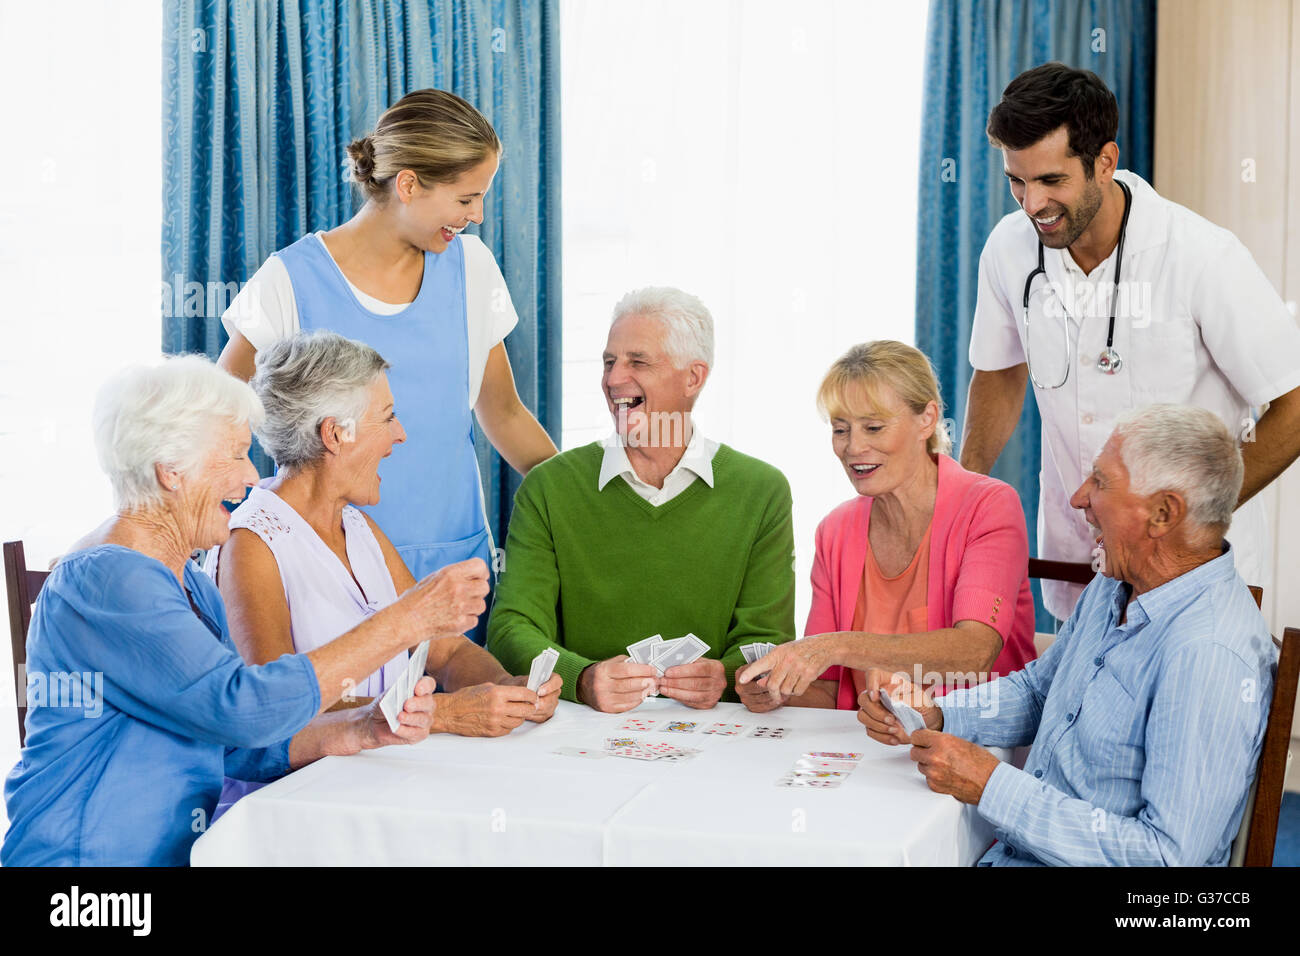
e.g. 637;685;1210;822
1106;541;1238;628
597;427;716;491
1056;169;1169;278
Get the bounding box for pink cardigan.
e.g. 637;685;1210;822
807;454;1037;709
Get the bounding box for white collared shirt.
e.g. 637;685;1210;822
970;169;1300;618
597;428;719;506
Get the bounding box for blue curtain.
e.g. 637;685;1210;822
915;0;1155;629
161;0;561;547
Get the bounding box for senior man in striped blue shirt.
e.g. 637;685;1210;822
859;404;1276;866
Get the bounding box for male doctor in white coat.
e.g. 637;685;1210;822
961;62;1300;621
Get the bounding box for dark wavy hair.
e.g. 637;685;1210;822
986;62;1119;179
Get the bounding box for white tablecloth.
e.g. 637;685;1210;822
191;698;999;866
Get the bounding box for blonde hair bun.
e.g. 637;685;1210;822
346;136;377;184
349;89;501;202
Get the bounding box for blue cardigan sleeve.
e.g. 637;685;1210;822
41;550;320;750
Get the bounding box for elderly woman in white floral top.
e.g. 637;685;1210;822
213;331;561;737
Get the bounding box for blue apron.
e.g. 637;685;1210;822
276;233;494;643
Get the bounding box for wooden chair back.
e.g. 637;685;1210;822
1232;626;1298;866
4;541;50;748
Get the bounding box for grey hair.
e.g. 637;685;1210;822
610;286;714;368
93;353;264;512
251;331;390;469
1112;404;1244;535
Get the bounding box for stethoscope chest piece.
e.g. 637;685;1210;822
1097;346;1123;375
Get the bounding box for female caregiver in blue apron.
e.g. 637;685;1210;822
217;89;557;643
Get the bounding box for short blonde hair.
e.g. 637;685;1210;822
816;341;951;456
347;89;501;202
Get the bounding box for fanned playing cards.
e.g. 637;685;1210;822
378;640;430;733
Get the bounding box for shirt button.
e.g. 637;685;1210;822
1004;845;1015;857
1082;414;1094;425
1066;712;1075;722
1034;769;1043;779
1094;657;1104;667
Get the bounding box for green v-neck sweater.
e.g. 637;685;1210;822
486;441;796;703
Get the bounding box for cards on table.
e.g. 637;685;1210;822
551;746;607;759
877;688;928;735
749;725;793;739
378;639;431;734
527;647;559;692
703;722;746;735
618;717;660;732
739;642;777;665
599;736;700;762
774;750;865;789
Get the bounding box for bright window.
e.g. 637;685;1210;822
561;0;928;627
0;1;161;767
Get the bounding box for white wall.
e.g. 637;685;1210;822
0;1;161;814
560;0;929;630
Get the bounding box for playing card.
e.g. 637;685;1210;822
626;634;664;665
604;736;641;750
749;725;792;739
878;689;928;735
527;647;559;692
608;745;663;761
774;772;843;789
739;643;761;665
703;722;746;735
617;717;660;732
805;751;864;761
649;633;709;674
660;720;699;734
378;640;430;733
552;746;607;759
793;757;858;773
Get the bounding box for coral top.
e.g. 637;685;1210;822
808;454;1036;709
847;519;933;702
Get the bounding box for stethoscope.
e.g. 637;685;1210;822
1021;180;1132;389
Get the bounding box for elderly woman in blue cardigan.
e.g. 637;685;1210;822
2;355;488;866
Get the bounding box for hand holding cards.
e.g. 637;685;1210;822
527;647;559;692
877;687;928;737
379;640;431;733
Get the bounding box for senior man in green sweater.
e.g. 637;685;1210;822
487;286;796;713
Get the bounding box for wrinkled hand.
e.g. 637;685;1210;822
434;681;538;737
736;635;835;698
577;656;658;713
857;668;943;745
391;558;491;642
360;676;437;749
908;729;1000;805
735;669;788;714
657;658;726;709
501;672;563;723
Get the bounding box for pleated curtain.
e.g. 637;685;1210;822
915;0;1155;627
161;0;561;545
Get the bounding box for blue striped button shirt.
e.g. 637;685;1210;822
938;544;1274;866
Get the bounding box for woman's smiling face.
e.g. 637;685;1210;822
399;154;499;253
830;382;937;497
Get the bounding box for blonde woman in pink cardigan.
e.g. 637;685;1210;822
736;341;1036;712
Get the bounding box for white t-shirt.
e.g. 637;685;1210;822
970;169;1300;618
220;232;519;408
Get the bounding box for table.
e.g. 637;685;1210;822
191;698;999;866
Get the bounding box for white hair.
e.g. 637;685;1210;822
610;286;714;368
250;331;390;469
1113;404;1244;535
93;353;264;513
